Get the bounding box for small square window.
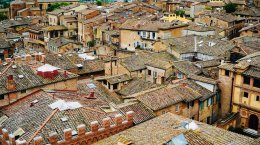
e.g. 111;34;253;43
0;95;4;100
243;76;250;85
148;70;151;75
256;96;260;101
225;70;229;76
21;90;26;94
253;78;260;88
244;92;249;98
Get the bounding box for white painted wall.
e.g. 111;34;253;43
195;81;215;92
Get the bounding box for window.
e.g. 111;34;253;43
137;31;140;35
207;116;211;124
113;84;118;90
253;78;260;88
139;70;142;73
0;95;4;100
175;105;179;112
200;101;204;110
225;70;229;76
148;70;151;75
256;96;260;101
244;92;249;98
216;92;220;103
177;73;183;79
187;101;194;108
21;90;26;94
153;71;157;78
207;98;212;106
243;76;250;85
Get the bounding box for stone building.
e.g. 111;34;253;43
132;79;220;124
119;18;188;52
218;52;260;131
9;0;80;19
195;13;245;39
0;58;78;107
47;37;82;53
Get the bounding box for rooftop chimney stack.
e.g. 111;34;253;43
194;36;197;52
89;90;95;98
64;71;68;78
7;75;16;91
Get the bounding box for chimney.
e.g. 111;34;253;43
5;58;12;62
194;36;197;52
64;71;68;78
15;56;22;63
25;54;32;62
41;55;46;63
7;75;16;91
89;90;95;98
182;83;187;87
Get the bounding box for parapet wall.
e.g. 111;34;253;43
0;111;134;145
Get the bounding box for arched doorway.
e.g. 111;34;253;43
248;114;259;131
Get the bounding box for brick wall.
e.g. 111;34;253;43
0;111;134;145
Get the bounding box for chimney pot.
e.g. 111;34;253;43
89;90;95;98
64;71;68;78
7;75;16;91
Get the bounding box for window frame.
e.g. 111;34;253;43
225;70;229;76
0;94;4;100
243;76;250;85
243;92;249;98
253;78;260;88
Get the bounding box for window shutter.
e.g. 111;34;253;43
200;101;204;110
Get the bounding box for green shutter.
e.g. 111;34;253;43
200;101;204;110
216;92;220;103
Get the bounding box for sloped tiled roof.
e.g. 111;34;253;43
173;60;202;75
136;86;184;111
187;74;217;85
164;35;235;58
120;19;187;32
117;78;160;97
0;64;78;95
243;66;260;79
117;102;155;124
0;90;55;141
96;74;132;85
120;52;177;72
94;113;254;145
0;38;11;49
46;54;76;70
194;59;221;68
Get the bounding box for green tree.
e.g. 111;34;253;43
47;2;70;12
175;10;185;17
0;13;7;21
224;3;237;13
96;0;102;6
